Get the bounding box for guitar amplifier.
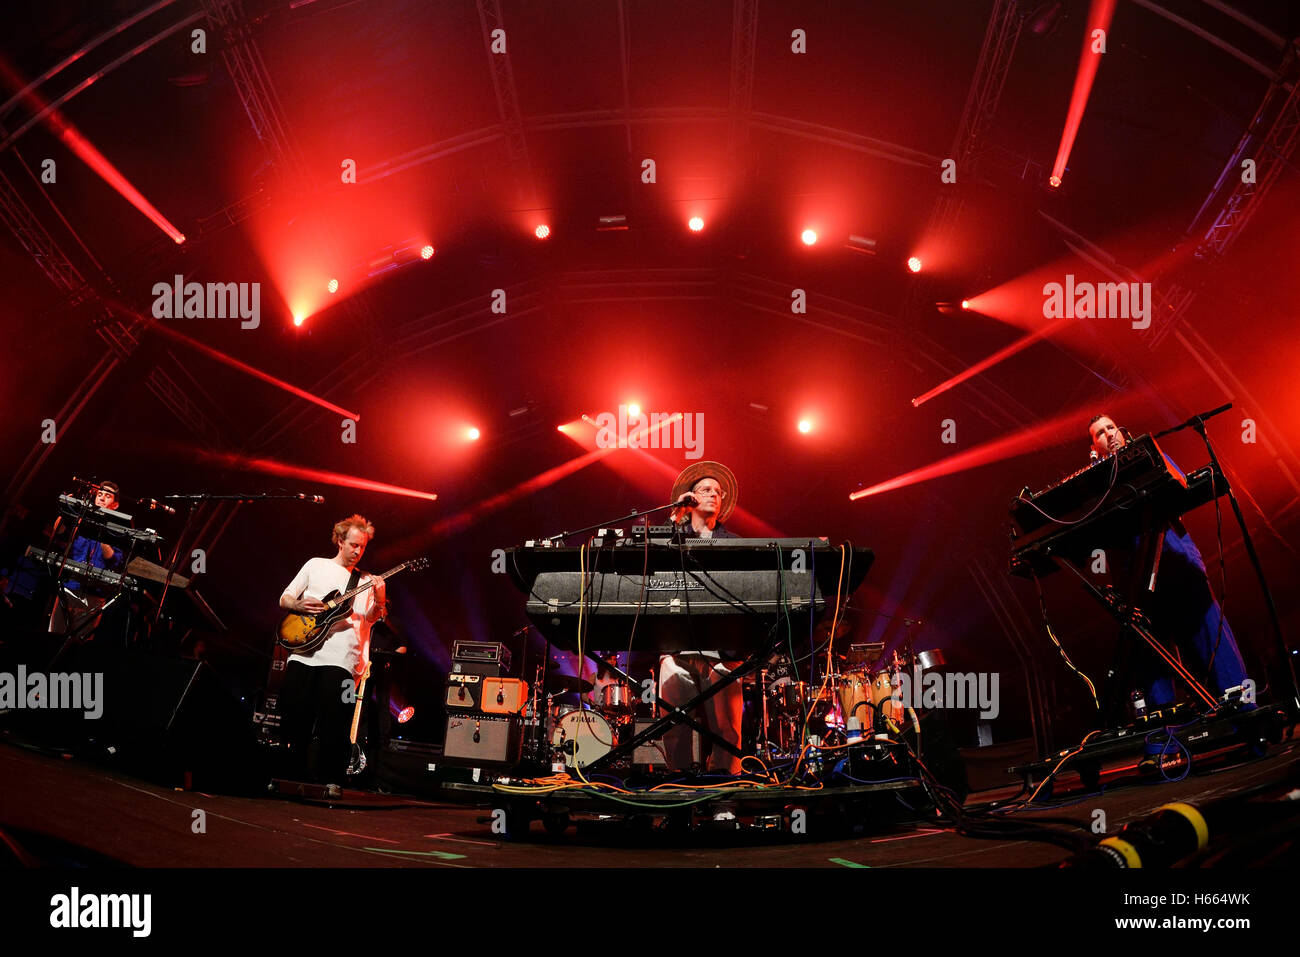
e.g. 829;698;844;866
481;678;528;715
443;714;522;766
445;672;484;710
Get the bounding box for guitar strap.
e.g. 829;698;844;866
344;567;362;607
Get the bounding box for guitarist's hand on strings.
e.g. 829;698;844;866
296;597;328;615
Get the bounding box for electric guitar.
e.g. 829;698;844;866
346;662;370;777
275;557;428;652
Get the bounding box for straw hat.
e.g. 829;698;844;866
670;460;738;524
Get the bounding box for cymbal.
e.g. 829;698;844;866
544;674;593;695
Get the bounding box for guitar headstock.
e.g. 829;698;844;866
407;556;431;572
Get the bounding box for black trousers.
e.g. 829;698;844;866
280;661;354;784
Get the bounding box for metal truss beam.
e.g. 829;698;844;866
200;0;310;187
1194;40;1300;262
725;0;759;197
903;0;1026;322
476;0;537;208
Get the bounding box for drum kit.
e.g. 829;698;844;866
530;672;641;771
528;640;948;773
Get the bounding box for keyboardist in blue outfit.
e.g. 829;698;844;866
657;461;745;776
1086;416;1251;723
48;480;126;636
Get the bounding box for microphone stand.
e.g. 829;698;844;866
1155;403;1297;711
152;491;327;629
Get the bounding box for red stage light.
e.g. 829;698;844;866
534;225;550;240
627;403;641;418
1049;0;1117;189
907;256;923;273
327;278;338;294
960;300;971;310
688;217;704;232
397;707;415;724
467;427;481;441
798;419;813;434
292;314;305;327
801;229;818;246
420;245;435;259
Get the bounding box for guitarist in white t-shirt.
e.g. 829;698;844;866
278;514;387;791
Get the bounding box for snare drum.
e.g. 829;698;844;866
551;708;616;769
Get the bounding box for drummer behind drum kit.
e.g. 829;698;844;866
543;673;643;772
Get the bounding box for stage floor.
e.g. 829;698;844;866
2;732;1297;868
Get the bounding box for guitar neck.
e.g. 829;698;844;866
336;565;402;606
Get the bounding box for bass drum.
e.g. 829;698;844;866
551;708;617;769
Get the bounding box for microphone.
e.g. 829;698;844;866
296;493;325;504
141;498;177;515
676;494;698;508
1090;449;1100;462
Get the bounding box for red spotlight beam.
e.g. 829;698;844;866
0;58;185;243
850;405;1107;502
912;316;1074;407
196;448;436;502
107;299;361;421
426;446;614;540
1049;0;1117;187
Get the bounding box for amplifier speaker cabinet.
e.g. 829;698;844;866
443;714;522;766
632;720;668;767
480;677;528;714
